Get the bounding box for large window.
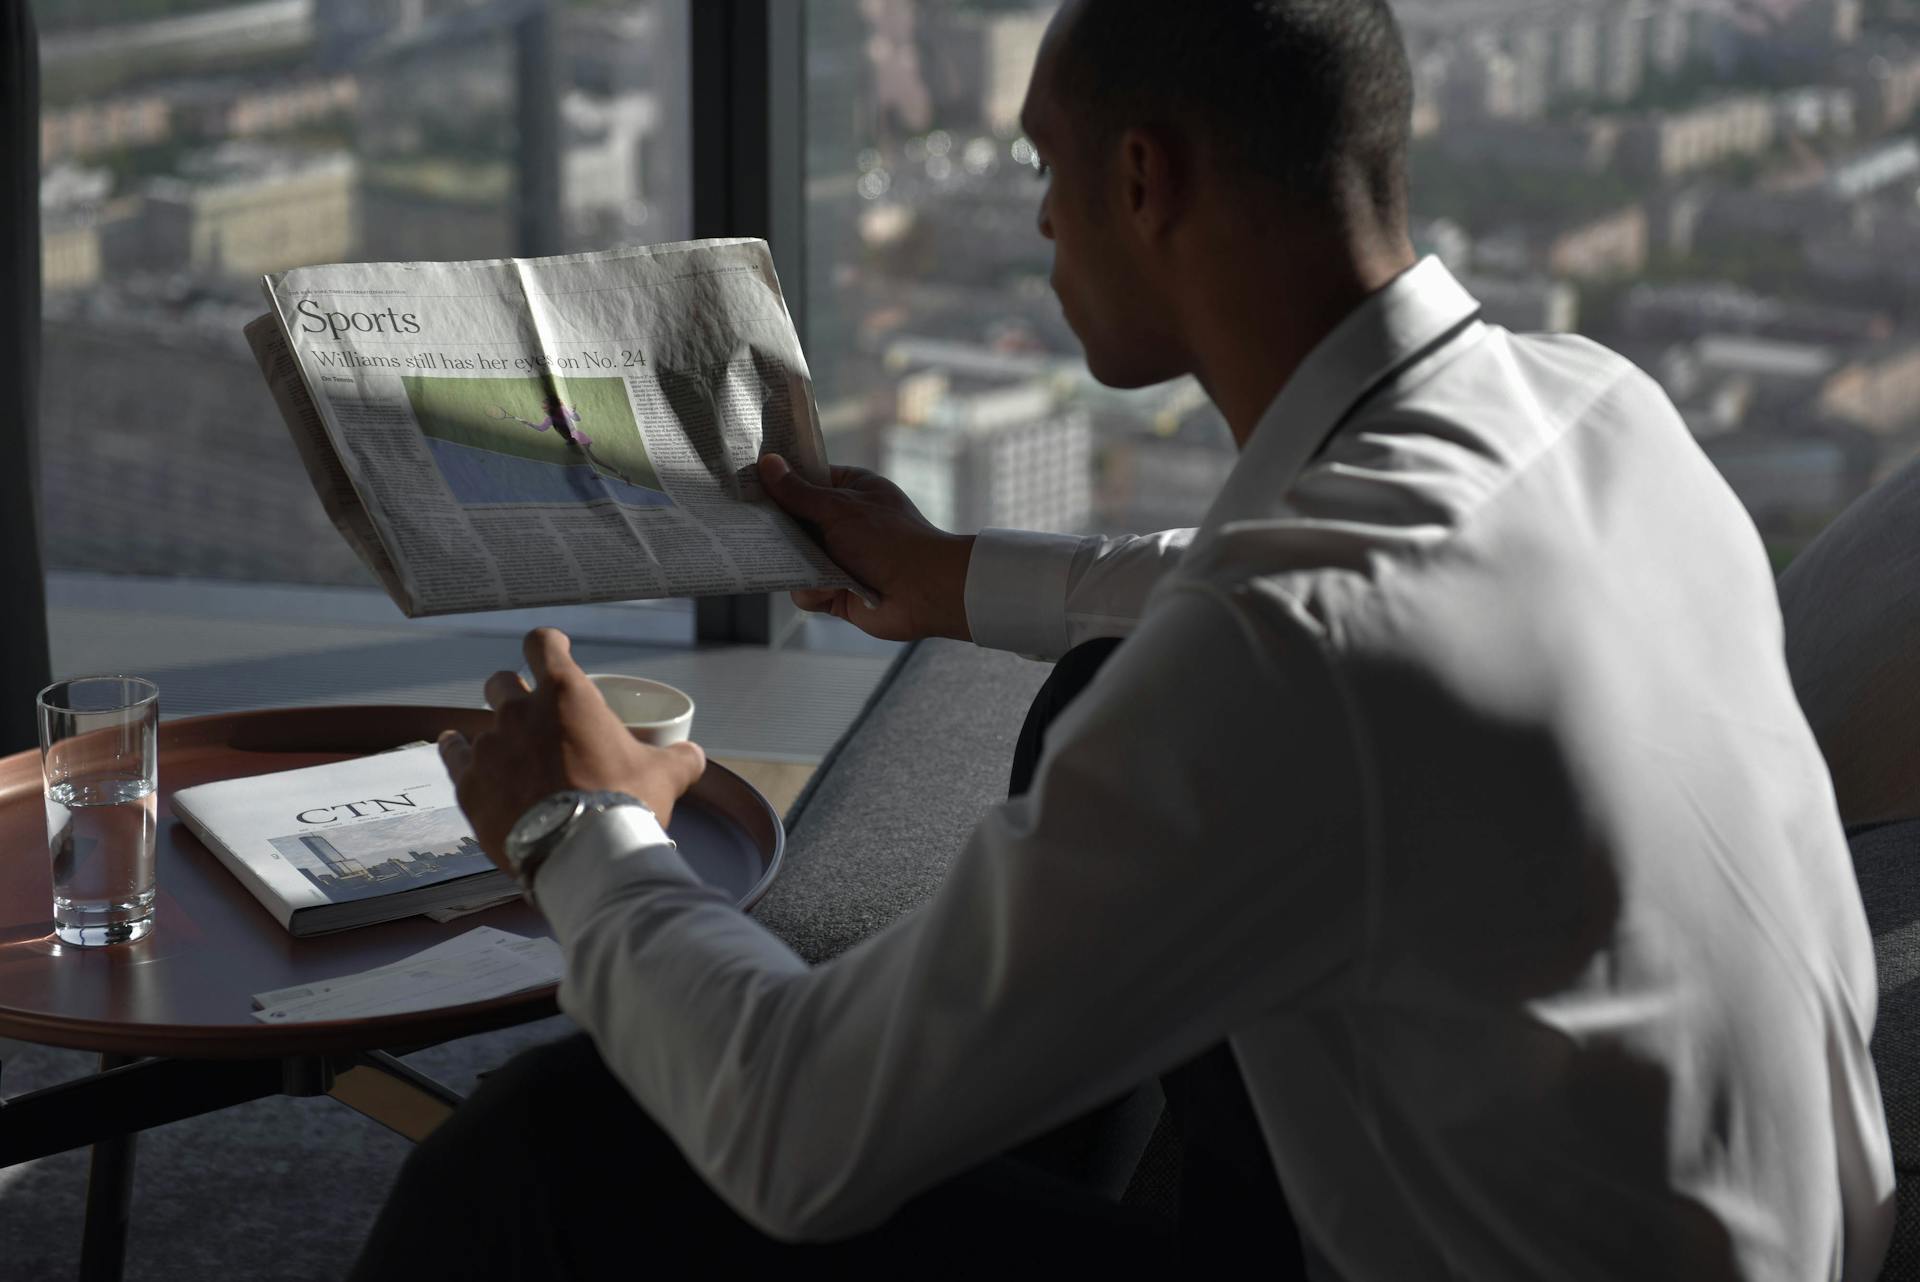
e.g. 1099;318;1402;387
805;0;1918;568
37;0;1914;623
36;0;691;589
1397;0;1920;569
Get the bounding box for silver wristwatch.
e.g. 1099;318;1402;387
504;790;655;893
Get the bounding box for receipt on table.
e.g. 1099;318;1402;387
251;926;527;1009
252;928;562;1023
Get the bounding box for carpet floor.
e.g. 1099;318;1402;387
0;1014;577;1281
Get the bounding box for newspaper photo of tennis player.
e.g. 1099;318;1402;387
403;373;673;509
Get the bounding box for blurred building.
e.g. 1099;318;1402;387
40;94;173;164
1430;118;1620;174
1413;216;1474;273
562;89;662;245
1686;186;1826;257
561;1;691;247
1805;203;1920;295
172;73;359;141
1478;204;1649;280
139;143;357;278
1703;428;1864;533
920;6;1051;136
40;165;115;293
1436;34;1541;122
1663;333;1839;408
1597;0;1648;103
1779;0;1864;57
1775;85;1857;140
41;0;316;83
1826;137;1920;201
1463;274;1579;332
1820;342;1920;434
1099;433;1237;534
39;292;370;585
1620;281;1891;346
884;372;1092;535
1844;40;1920;132
1619;94;1775;178
1556;6;1604;98
1397;0;1681;119
1647;4;1693;77
861;0;935;136
42;218;103;293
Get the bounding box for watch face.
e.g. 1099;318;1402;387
509;794;582;856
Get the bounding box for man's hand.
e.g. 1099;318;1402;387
438;628;706;872
759;454;975;643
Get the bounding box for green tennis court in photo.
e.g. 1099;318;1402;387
402;373;662;493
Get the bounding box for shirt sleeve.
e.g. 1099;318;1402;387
964;528;1197;660
531;582;1368;1243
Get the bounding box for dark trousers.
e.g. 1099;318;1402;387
350;640;1303;1279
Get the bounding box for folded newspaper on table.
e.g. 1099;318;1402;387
244;238;856;617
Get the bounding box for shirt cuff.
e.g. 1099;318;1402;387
964;528;1093;660
529;803;695;937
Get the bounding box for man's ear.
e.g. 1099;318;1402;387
1119;125;1187;243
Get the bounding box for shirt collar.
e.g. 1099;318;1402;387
1194;255;1483;536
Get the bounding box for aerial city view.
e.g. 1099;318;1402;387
36;0;1913;586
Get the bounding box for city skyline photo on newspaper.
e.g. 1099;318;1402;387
267;806;490;905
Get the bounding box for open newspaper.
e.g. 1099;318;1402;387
244;238;856;617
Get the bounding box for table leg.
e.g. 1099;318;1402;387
326;1051;464;1143
78;1053;138;1282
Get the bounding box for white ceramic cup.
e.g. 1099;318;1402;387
586;673;696;746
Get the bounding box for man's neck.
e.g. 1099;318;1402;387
1183;230;1416;447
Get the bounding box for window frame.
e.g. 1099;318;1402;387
4;1;51;755
690;0;808;646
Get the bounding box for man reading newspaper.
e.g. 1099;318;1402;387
353;3;1894;1277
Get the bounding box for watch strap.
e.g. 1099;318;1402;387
514;790;662;897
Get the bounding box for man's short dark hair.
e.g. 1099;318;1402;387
1050;0;1413;226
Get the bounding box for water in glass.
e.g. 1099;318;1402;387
46;773;157;946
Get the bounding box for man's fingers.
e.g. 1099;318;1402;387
437;730;473;781
665;739;706;791
524;627;582;688
790;588;840;614
483;670;530;711
758;454;837;523
843;591;889;631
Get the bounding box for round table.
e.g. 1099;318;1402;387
0;704;784;1280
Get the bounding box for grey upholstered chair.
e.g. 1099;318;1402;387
1843;819;1920;1279
755;639;1175;1205
1779;454;1920;1277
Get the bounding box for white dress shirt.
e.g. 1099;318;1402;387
533;257;1896;1279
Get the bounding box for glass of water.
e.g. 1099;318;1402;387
37;677;160;947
